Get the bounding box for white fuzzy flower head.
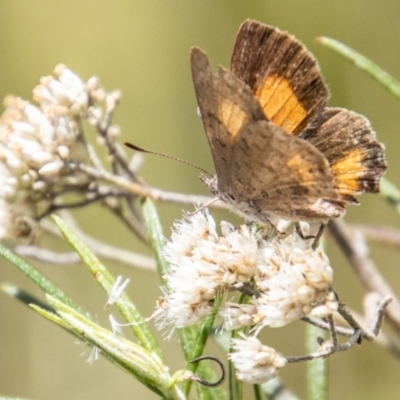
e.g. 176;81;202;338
0;64;106;241
33;64;89;115
221;230;336;330
252;232;335;328
156;211;337;334
219;302;259;330
229;334;286;384
155;210;260;330
0;199;38;240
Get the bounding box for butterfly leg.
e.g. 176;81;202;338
187;197;220;217
311;223;326;250
294;222;314;240
294;222;326;250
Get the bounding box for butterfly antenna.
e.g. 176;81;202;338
124;142;213;177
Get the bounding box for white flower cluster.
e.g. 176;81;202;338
0;65;104;241
229;334;287;384
221;232;338;331
158;211;258;329
156;210;338;383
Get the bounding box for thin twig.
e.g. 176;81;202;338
336;303;363;332
328;219;400;335
303;295;392;342
92;90;135;179
32;213;156;270
302;294;400;361
59;210;154;269
350;223;400;250
68;161;227;209
286;330;362;363
13;247;81;265
38;189;130;219
302;316;354;337
349;302;400;359
328;315;338;347
369;296;393;337
14;243;155;270
101;196;148;243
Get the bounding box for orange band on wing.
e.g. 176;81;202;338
219;98;250;138
330;148;366;192
255;74;308;133
286;153;315;183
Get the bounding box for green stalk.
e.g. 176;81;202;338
35;296;185;400
306;323;328;400
141;198;169;285
318;36;400;99
51;214;164;361
379;178;400;215
0;243;82;313
141;199;225;399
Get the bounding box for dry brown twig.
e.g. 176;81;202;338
328;219;400;336
294;292;395;362
350;223;400;250
14;213;156;271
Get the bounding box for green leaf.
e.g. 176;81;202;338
31;303;70;328
141;198;169;286
0;243;82;313
379;178;400;215
40;295;185;400
1;283;55;313
318;36;400;100
51;214;164;361
260;378;300;400
182;297;226;400
141;200;226;399
306;323;328;400
228;332;242;400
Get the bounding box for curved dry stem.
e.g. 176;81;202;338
350;223;400;250
31;212;155;270
68;161;228;209
328;219;400;336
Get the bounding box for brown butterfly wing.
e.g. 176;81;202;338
231;19;328;135
227;119;343;220
301;108;387;202
191;47;340;219
191;47;266;196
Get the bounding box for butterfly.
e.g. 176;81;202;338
190;19;386;245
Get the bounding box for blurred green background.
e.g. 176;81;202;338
1;1;400;399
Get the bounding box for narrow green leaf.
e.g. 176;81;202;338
228;333;242;400
1;283;55;313
306;323;328;400
260;378;300;400
318;36;400;100
141;200;225;399
31;303;69;328
182;297;226;400
43;295;185;400
318;39;400;217
51;214;164;361
227;294;251;400
0;243;82;313
379;177;400;215
141;198;169;285
253;385;262;400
